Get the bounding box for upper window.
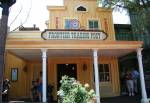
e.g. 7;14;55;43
88;20;99;30
77;6;86;11
99;64;110;82
65;19;79;29
75;5;88;12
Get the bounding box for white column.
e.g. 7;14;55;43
41;49;47;102
93;49;100;103
137;48;149;103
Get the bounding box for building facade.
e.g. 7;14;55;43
4;0;147;102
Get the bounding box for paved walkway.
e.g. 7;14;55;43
9;95;149;103
101;95;141;103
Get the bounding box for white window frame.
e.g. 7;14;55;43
98;64;111;83
93;63;111;85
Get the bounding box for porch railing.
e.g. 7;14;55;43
115;34;150;48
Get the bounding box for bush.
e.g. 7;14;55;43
57;75;96;103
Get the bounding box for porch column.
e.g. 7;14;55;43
93;49;100;103
137;48;149;103
41;49;47;102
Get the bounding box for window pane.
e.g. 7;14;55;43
89;21;93;29
77;6;86;11
100;73;105;82
105;73;110;81
99;64;103;73
94;21;98;29
65;19;71;29
104;64;109;72
89;20;99;30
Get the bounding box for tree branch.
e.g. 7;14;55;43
8;0;16;7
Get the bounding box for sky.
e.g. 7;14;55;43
0;0;130;31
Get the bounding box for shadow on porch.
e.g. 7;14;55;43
101;95;141;103
9;95;143;103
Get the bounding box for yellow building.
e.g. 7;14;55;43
4;0;148;102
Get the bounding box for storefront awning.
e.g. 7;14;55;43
6;40;143;61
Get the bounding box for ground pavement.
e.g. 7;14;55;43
9;95;147;103
101;95;141;103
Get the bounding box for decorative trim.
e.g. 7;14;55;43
47;6;67;11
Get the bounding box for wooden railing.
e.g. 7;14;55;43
115;34;150;48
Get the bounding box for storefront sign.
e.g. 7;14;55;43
41;30;107;40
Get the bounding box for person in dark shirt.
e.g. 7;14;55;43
31;80;40;102
2;79;11;102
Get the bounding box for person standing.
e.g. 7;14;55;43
131;68;139;94
120;70;127;95
37;80;42;102
2;79;11;102
125;70;134;96
37;71;42;102
31;80;40;102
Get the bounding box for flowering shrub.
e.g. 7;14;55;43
57;75;96;103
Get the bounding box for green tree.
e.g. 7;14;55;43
97;0;150;35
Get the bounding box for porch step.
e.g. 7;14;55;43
9;101;24;103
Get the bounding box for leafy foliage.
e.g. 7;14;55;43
97;0;150;12
57;76;96;103
97;0;150;34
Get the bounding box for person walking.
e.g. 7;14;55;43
125;70;134;96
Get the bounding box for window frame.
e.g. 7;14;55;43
98;64;111;83
93;63;111;85
88;19;100;30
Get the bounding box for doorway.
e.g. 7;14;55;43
57;64;77;90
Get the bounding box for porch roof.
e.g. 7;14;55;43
6;40;143;61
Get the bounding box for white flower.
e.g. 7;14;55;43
84;83;90;88
73;80;80;85
89;89;94;93
57;90;64;96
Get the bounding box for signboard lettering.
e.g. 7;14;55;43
41;30;107;40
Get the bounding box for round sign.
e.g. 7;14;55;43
71;19;79;29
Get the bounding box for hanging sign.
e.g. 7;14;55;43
41;29;107;40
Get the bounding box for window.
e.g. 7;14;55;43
11;68;18;81
88;20;99;30
77;6;86;11
65;19;79;29
75;5;88;12
93;64;110;83
99;64;110;82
